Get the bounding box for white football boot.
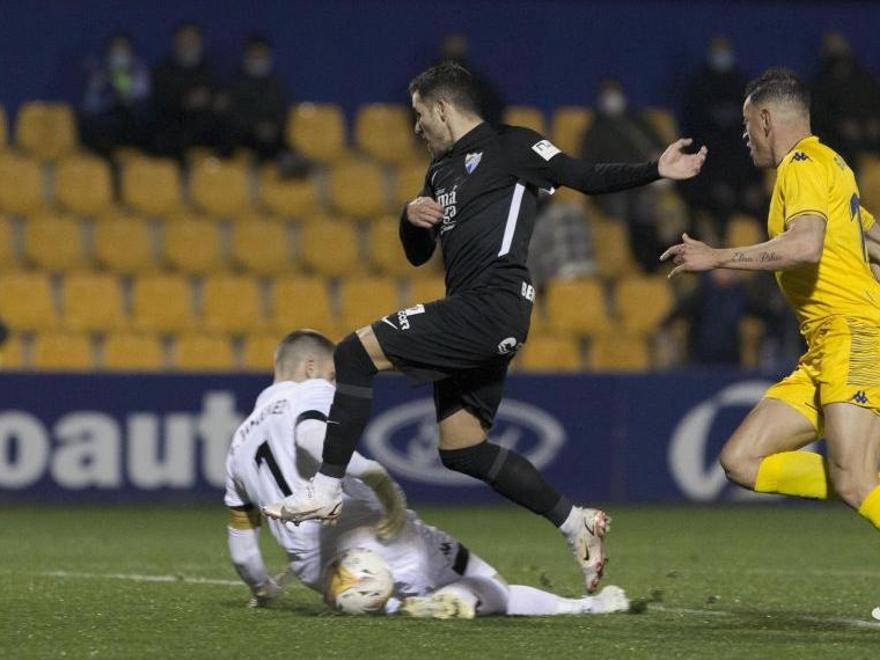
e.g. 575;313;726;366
262;476;343;525
400;592;477;620
587;585;629;614
564;507;611;594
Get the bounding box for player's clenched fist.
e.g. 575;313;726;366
406;196;443;229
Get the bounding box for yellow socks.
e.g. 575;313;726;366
754;452;830;499
858;485;880;530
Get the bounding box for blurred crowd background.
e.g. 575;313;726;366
2;1;880;374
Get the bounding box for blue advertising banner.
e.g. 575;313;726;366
0;371;788;505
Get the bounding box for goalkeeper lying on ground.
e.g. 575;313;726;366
225;329;629;618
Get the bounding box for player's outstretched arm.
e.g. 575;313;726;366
657;138;709;180
660;214;825;279
227;506;283;607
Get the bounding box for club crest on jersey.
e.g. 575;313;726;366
465;152;482;174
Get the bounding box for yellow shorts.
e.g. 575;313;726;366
764;316;880;433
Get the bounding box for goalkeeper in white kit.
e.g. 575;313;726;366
225;330;630;618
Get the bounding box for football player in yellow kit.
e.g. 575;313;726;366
661;67;880;533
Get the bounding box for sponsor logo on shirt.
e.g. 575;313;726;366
436;186;459;234
382;304;426;331
496;337;523;355
464;152;482;174
521;282;536;302
531;139;561;161
791;152;810;162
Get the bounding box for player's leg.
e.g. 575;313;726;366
719;367;828;499
824;404;880;527
506;584;629;616
435;369;610;593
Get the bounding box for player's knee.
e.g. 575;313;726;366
719;442;758;487
439;442;495;481
334;333;378;383
828;469;868;508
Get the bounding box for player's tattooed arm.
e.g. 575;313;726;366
660;215;825;278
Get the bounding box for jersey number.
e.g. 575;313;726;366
255;441;292;496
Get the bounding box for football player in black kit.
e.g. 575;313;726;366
265;62;707;593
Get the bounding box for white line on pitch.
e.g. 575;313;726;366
652;605;880;630
40;570;242;587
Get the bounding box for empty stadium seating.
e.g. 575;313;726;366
62;271;127;332
131;273;196;333
0;153;45;215
0;270;58;330
258;165;321;217
518;334;583;372
0;216;18;270
93;214;157;274
503;106;546;134
231;218;294;275
338;276;399;329
190;157;250;217
201;273;265;334
545;278;611;336
32;332;93;370
355;103;419;165
270;276;336;336
15;102;77;161
328;159;387;217
551;106;593;158
55;154;113;216
122;157;183;216
405;277;446;306
586;332;651;371
287;103;347;163
298;217;362;276
592;220;637;279
162;216;224;274
173;334;235;371
23;214;87;271
241;333;282;372
616;275;674;335
102;333;165;371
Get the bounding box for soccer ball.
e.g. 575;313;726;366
325;547;394;615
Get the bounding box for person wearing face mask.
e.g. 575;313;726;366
681;36;763;233
811;31;880;168
80;33;151;157
151;22;219;159
580;80;667;272
219;35;289;161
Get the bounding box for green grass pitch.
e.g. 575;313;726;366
2;504;878;659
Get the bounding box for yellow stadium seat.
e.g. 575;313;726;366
405;277;446;306
231;218;295;275
299;217;362;276
162;217;224;274
132;273;195;333
15;102;77;161
32;333;93;370
258;165;321;218
725;213;764;248
287;103;347;163
518;334;582;372
369;216;412;277
587;332;650;371
858;156;880;213
503;106;547;134
0;333;24;369
23;214;87;271
93;215;156;274
55;154;113;216
616;275;674;335
201;273;264;334
0;153;45;215
102;333;165;371
0;106;7;150
592;220;637;279
354;104;419;165
0;271;58;330
270;276;337;336
62;272;127;332
338;276;399;329
174;334;235;371
641;107;679;145
551;106;593;158
327;160;387;218
0;216;19;270
121;157;183;216
190;157;250;217
393;161;430;209
545;278;611;336
241;333;282;372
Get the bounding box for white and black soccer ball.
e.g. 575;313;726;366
325;547;394;615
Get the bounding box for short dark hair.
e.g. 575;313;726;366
408;61;481;116
745;67;810;114
275;329;334;368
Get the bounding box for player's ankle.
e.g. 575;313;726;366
314;471;342;492
558;505;580;536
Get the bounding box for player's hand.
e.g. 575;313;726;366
406;197;444;229
660;233;720;279
362;469;408;542
657;138;708;180
247;577;283;608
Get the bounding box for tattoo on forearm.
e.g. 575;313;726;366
759;251;781;263
731;252;753;264
725;250;781;266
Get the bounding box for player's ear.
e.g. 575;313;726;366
435;98;448;123
761;108;772;136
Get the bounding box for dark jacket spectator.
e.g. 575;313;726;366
220;35;288;160
581;80;664;272
151;22;219;158
681;36;763;224
80;33;151;156
811;31;880;168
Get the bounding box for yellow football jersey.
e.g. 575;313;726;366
768;135;880;338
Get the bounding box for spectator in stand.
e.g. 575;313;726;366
438;33;505;126
151;22;218;159
527;198;595;290
681;36;763;229
811;31;880;168
659;269;779;366
80;33;151;158
219;35;288;161
581;80;664;272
